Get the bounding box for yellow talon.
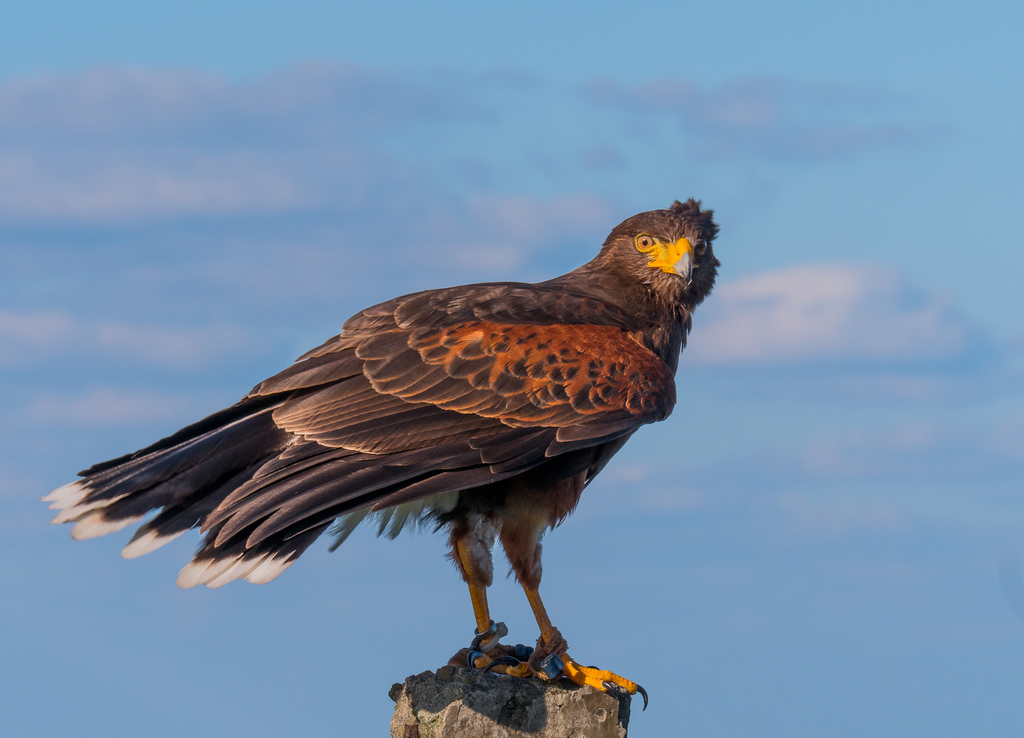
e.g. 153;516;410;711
560;655;648;709
562;658;635;691
505;662;533;678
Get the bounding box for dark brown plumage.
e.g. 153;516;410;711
45;198;720;697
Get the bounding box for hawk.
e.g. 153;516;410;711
44;199;720;704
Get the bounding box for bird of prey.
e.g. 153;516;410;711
44;199;720;704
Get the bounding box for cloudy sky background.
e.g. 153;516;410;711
3;1;1023;735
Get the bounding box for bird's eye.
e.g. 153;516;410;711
695;240;707;255
636;235;655;251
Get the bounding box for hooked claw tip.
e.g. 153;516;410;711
482;655;522;674
601;680;647;710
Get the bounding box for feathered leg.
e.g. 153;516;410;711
498;479;648;707
450;513;497;637
447;514;516;669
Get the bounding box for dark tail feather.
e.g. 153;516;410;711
43;395;288;569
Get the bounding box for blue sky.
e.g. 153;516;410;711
2;1;1023;735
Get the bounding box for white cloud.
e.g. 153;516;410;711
0;64;448;222
0;461;40;502
465;193;608;243
688;264;975;365
799;422;945;478
0;149;311;220
20;386;197;427
793;414;1024;487
0;64;443;136
418;193;611;273
992;411;1024;461
92;321;249;366
777;493;902;535
0;65;925;224
588;78;923;160
0;309;74;354
0;67;224;133
0;309;248;368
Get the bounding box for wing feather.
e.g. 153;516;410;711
72;283;677;587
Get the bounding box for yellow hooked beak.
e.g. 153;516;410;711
636;236;693;282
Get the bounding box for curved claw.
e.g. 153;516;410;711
601;680;648;710
465;628;535;674
477;643;536;674
560;656;646;709
482;655;522;673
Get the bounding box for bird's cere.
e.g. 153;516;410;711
634;234;694;279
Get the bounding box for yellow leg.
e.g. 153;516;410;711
455;537;492;635
454;536;511;669
523;583;555;641
521;582;647;707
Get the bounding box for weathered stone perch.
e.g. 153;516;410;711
389;666;631;737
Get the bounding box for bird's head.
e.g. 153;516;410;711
601;198;720;310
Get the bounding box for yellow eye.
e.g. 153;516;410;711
635;234;656;251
